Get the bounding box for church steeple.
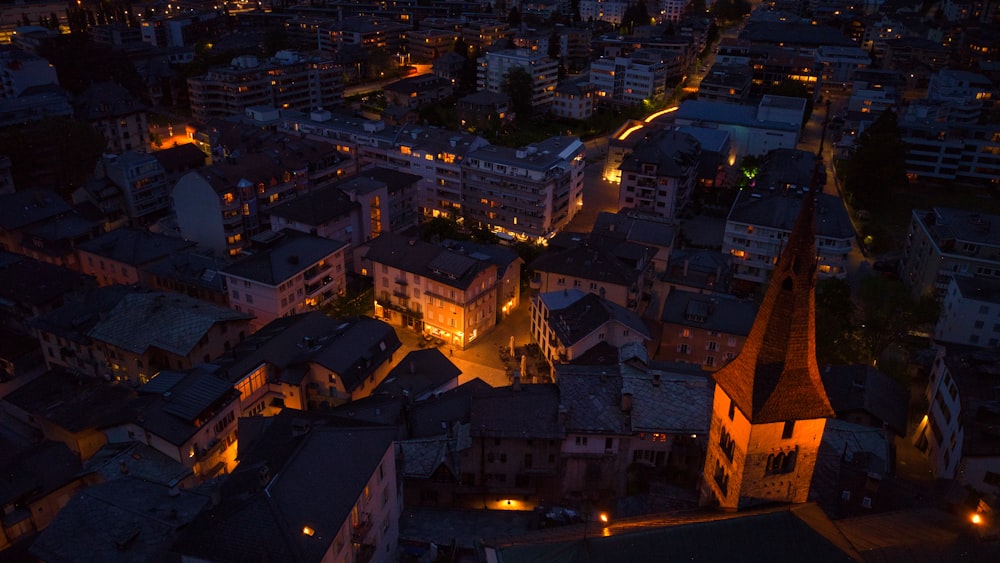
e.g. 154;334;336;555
702;182;833;511
715;188;834;423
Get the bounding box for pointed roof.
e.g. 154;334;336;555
713;188;834;423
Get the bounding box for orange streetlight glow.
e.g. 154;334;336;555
644;106;678;122
618;124;645;141
972;513;983;525
599;513;609;523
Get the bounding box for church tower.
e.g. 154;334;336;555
701;187;834;510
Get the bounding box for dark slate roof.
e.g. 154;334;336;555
592;210;676;249
555;367;629;434
619;129;701;178
177;413;395;563
661;249;732;293
31;477;209;563
2;369;138;433
820;365;909;436
266;185;359;226
141;251;227;293
84;442;193;486
754;148;815;193
470;384;564;440
729;189;855;240
486;503;860;562
77;227;195;265
529;239;650;287
0;251;93;308
0;441;81;509
540;290;650;347
88;292;250;356
741;20;855;48
364;232;496;291
357;166;422;194
75;81;146;120
222;230;347;286
136;367;239;446
660;289;757;336
226;312;401;393
30;285;132;343
408;378;493;439
0;189;71;230
376;348;462;400
439;238;522;272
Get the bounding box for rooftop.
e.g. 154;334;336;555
539;290;650;348
266;184;358;226
660;290;757;336
0;250;94;308
364;233;496;291
77;227;195;266
820;364;909;436
376;348;462;401
470;384;564;440
0;189;71;230
729;190;855;240
223;230;347;286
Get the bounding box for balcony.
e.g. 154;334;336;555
304;262;332;281
352;514;372;543
305;275;333;296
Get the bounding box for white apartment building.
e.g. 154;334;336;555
618;129;700;221
222;230;348;331
935;276;1000;349
900;208;1000;298
725;190;855;283
101;151;171;220
590;50;669;106
463;136;586;242
915;347;1000;496
579;0;629;24
477;49;559;110
660;0;691;23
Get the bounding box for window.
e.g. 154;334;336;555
499;453;507;463
605;438;613;450
728;399;735;420
707;341;719;351
677;343;690;354
782;421;795;439
245;294;253;304
705;356;715;367
575;436;588;446
719;427;736;461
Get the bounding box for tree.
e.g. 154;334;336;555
814;278;864;365
0;117;105;198
842;110;908;211
621;3;650;34
502;66;535;119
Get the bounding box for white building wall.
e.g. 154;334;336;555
935;277;1000;348
173;172;226;256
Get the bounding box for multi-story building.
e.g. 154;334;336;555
914;346;1000;496
86;291;251;383
657;290;757;369
725;188;855;284
814;45;870;86
187;51;343;121
923;68;995;124
935;276;1000;349
99;152;172;222
222;230;348;331
140;11;224;48
363;233;518;349
898;118;1000;187
660;0;691;22
900;208;1000;299
460;20;510;51
462;136;586;241
171;136;345;257
175;414;401;563
477;49;559;110
579;0;630;24
590;50;669;106
382;74;453;112
531;289;650;367
75;82;150;154
406;29;458;62
77;227;195;287
618;130;701;221
551;79;595;120
223;312;402;413
0;47;58;98
698;63;753;104
672;95;804;159
142;251;230;307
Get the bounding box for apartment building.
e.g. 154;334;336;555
900;208;1000;298
898;119;1000;187
618;130;701;221
222;230;348;331
657;290;757;369
463;136;586;241
100;152;172;221
406;29;459;62
171;135;345;257
935;277;1000;349
531;289;650;366
590;50;669;106
364;233;509;349
477;49;559;110
75;82;150;154
187;51;343;121
698;63;753;104
914;347;1000;496
77;227;195;287
552;79;595;120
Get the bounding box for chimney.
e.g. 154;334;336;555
652;373;661;387
512;372;522;391
621;392;633;413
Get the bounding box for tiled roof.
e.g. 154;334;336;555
141;252;227;293
88;292;250;356
0;189;71;230
620;129;701;178
32;477;208;562
555;367;629;434
660;290;757;336
77;227;195;265
621;362;712;433
363;232;495;291
540;290;650;348
530;240;647;287
266;184;359;226
713;190;835;423
469;384;564;440
222;230;347;286
136;367;239;446
728;190;855;240
592;210;676;249
30;285;132;343
84;442;193;486
408;378;492;439
2;369;138;433
377;348;462;400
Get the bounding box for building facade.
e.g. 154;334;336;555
477;49;559;110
